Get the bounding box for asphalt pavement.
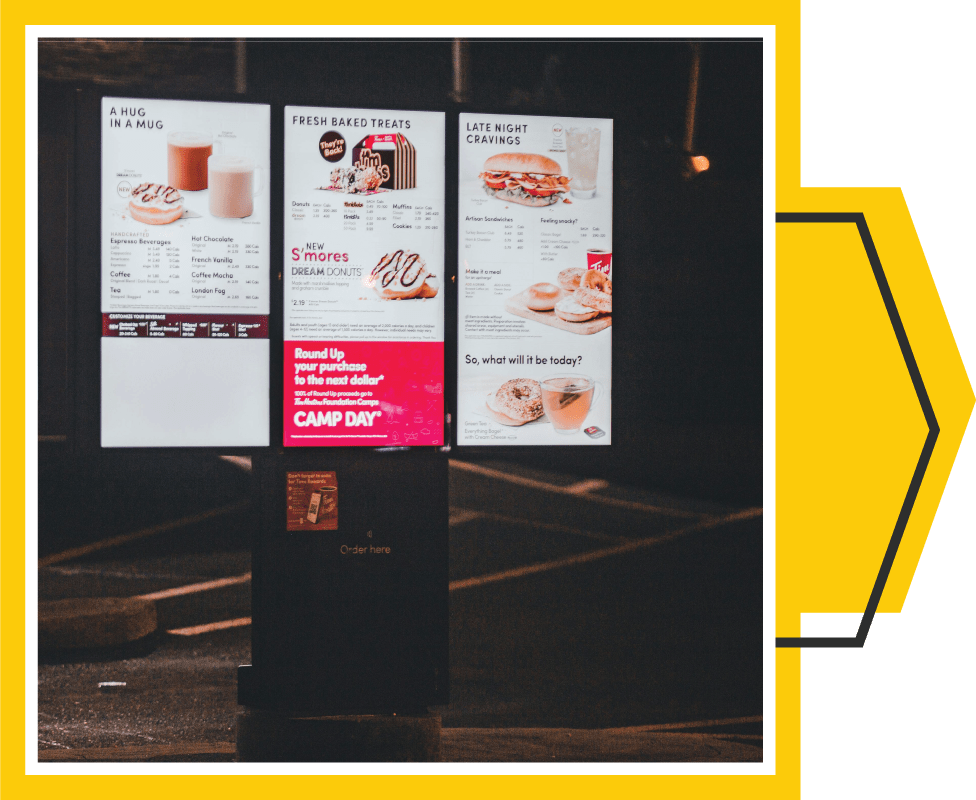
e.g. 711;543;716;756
37;454;763;762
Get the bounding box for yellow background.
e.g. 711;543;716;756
5;6;973;796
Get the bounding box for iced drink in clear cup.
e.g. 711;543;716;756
565;127;601;199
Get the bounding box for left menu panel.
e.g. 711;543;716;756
100;97;271;447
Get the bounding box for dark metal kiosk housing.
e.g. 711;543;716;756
66;70;456;760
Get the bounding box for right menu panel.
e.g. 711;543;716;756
458;114;613;445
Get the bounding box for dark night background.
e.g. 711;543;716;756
38;38;762;504
36;39;764;758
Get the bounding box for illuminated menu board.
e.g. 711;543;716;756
100;97;271;447
283;106;445;447
457;113;613;445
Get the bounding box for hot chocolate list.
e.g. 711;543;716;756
104;229;267;311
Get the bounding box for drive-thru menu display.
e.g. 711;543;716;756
284;106;445;447
457;113;613;445
100;97;271;447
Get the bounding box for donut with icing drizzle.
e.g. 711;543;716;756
128;183;184;225
369;249;438;300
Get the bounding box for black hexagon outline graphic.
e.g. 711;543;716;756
775;212;939;648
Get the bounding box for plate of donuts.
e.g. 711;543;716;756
504;267;612;335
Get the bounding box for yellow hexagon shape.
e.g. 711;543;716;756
778;216;928;631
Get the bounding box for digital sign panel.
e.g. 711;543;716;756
100;97;271;447
457;113;613;445
283;106;446;447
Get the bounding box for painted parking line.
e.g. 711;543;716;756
712;734;763;742
449;508;763;592
607;715;763;733
449;508;482;526
449;460;702;518
564;478;610;494
160;509;761;634
458;508;625;543
136;573;251;602
218;455;253;472
42;463;689;569
38;743;237;761
38;500;251;568
167;617;252;636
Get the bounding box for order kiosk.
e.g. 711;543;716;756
86;85;611;762
86;90;452;761
240;106;451;739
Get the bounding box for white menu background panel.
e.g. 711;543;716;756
284;107;445;342
101;98;271;315
458;113;613;446
101;339;269;448
99;97;270;448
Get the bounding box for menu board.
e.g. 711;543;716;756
100;97;271;447
457;114;613;445
283;106;445;447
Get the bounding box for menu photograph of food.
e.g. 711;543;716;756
100;97;271;447
101;98;271;318
283;106;445;447
458;113;613;445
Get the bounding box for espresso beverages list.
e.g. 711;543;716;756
283;106;446;447
100;97;271;447
457;113;613;445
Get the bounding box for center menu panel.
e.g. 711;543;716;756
284;107;445;447
457;113;613;445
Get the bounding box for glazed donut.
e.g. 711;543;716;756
525;282;561;311
554;297;600;323
557;267;585;291
129;183;184;225
488;378;544;423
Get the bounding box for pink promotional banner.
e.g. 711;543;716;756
283;106;446;447
283;340;443;447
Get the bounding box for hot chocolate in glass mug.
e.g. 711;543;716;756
208;153;263;219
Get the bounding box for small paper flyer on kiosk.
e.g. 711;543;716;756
283;106;446;447
458;113;613;445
